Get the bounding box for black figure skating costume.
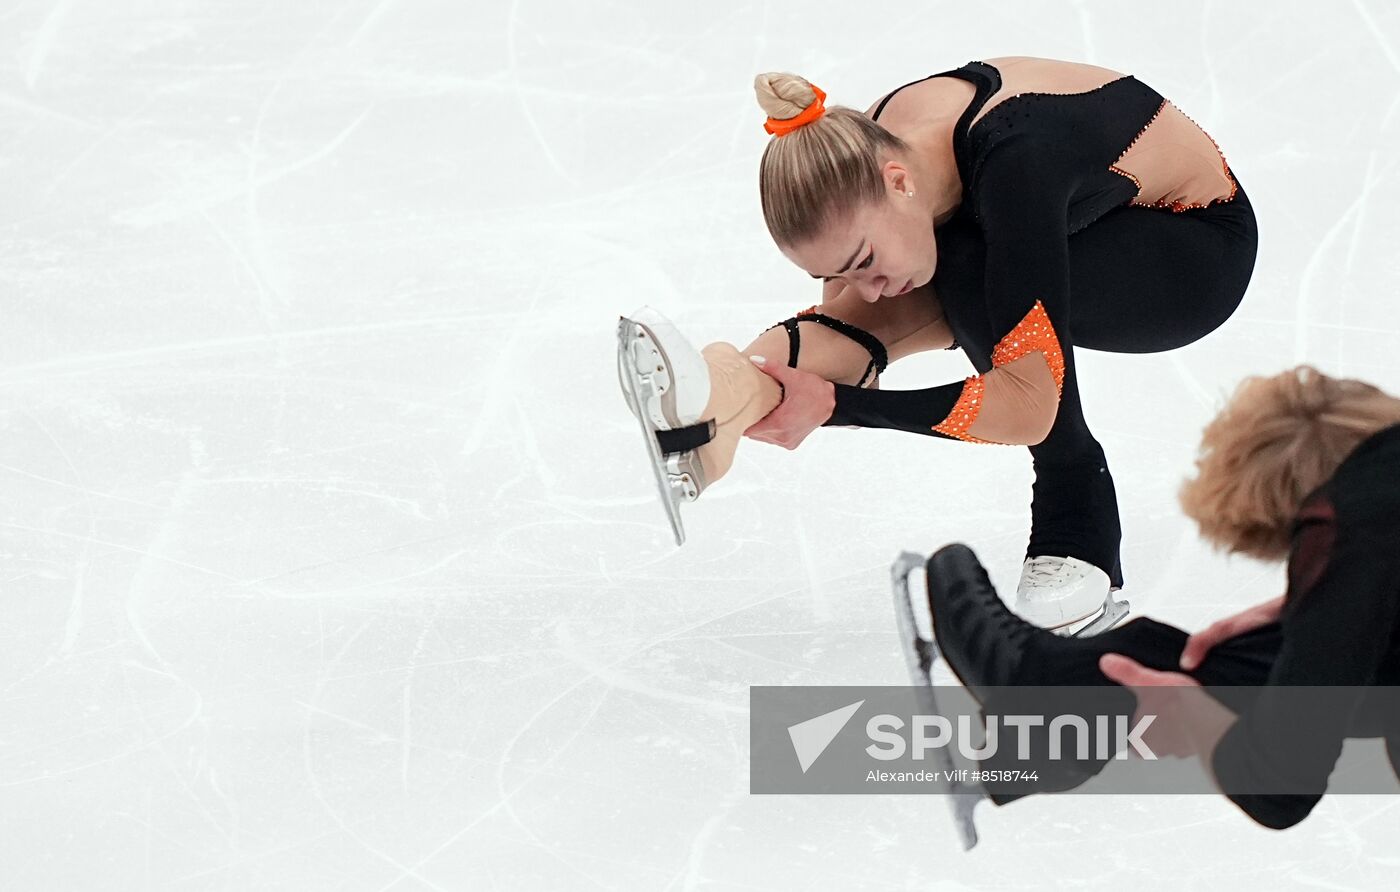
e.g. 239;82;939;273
778;61;1260;588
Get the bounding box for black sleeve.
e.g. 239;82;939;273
824;137;1073;440
1211;490;1400;828
825;379;967;436
972;136;1075;343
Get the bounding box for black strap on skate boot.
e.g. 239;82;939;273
656;419;716;455
765;312;889;388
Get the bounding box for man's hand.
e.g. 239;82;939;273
743;356;836;449
1099;653;1236;760
1179;595;1285;671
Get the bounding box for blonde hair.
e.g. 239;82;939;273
754;72;907;246
1179;365;1400;560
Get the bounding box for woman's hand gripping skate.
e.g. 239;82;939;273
1178;595;1286;671
742;356;836;449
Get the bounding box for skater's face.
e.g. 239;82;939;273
779;161;938;303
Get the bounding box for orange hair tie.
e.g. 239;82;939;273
764;85;828;136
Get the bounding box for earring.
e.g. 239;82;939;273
905;191;915;198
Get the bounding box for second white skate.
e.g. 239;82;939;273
1014;555;1129;637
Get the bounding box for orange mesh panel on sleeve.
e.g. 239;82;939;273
990;300;1065;396
931;301;1064;444
932;376;997;443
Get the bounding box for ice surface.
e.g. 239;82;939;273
3;0;1400;889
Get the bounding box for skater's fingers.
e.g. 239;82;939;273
742;358;834;449
748;354;795;383
1100;653;1194;687
1101;655;1212;759
1180;617;1245;670
748;354;823;394
744;418;803;449
743;404;801;448
1098;653;1157;686
1180;596;1287;671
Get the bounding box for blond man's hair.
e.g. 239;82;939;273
754;72;907;246
1179;365;1400;561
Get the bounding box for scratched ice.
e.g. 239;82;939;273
3;1;1400;889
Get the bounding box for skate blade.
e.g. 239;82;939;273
890;551;936;683
617;316;697;546
1057;593;1131;638
890;551;984;851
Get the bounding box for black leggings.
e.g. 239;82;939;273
936;181;1260;585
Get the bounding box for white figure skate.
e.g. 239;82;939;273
616;307;713;546
1013;555;1129;637
889;551;987;851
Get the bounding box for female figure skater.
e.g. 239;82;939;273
919;365;1400;830
617;57;1258;633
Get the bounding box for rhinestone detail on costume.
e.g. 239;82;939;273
931;300;1064;443
932;376;991;442
1108;99;1238;212
991;300;1065;395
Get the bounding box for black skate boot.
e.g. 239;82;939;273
925;544;1061;700
924;543;1139;802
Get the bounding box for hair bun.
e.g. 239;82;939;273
754;72;816;121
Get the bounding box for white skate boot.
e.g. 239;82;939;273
616;307;714;546
1013;555;1130;637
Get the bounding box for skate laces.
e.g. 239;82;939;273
1019;556;1071;599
